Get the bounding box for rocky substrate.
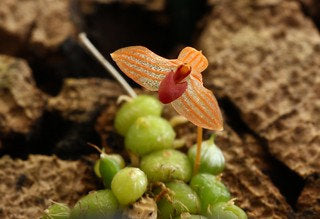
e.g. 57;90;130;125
200;0;320;178
0;55;46;135
199;0;320;216
0;155;98;219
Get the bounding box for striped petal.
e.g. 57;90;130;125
111;46;181;91
171;75;223;130
177;47;208;78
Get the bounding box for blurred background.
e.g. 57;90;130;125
0;0;319;218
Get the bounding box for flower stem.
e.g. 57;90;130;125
78;32;137;98
193;126;203;175
87;142;104;154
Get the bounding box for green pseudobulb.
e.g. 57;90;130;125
115;95;163;136
157;181;201;219
188;135;225;175
70;190;118;219
175;213;208;219
99;154;125;188
140;149;192;183
190;174;231;214
111;167;148;205
207;202;247;219
125;115;175;156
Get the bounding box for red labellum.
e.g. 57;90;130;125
158;65;191;104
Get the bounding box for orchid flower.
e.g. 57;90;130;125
111;46;223;131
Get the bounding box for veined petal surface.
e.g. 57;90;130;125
177;47;208;79
171;75;223;130
111;46;180;91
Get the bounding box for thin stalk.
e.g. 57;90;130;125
78;32;137;98
87;142;104;154
193;126;203;174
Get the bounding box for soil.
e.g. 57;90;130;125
0;155;98;219
0;0;319;218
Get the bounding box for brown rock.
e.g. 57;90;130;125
0;0;37;54
48;78;124;123
215;129;292;219
262;90;320;177
0;0;74;55
0;155;97;219
198;0;320;177
0;55;46;135
29;0;75;54
95;103;118;150
297;174;320;217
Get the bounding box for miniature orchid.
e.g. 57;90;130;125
111;46;223;131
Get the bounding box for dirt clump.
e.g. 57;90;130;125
297;174;320;217
0;55;46;135
0;0;74;55
215;128;292;219
0;155;97;219
48;78;124;123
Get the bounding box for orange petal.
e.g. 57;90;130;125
177;47;208;76
171;75;223;131
111;46;180;91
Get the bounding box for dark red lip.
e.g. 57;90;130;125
158;65;191;104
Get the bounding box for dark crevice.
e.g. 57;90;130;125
82;3;174;57
298;0;320;31
22;19;37;53
0;110;102;160
165;0;210;46
80;0;209;57
0;133;29;160
219;97;252;136
219;97;305;211
26;38;113;96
